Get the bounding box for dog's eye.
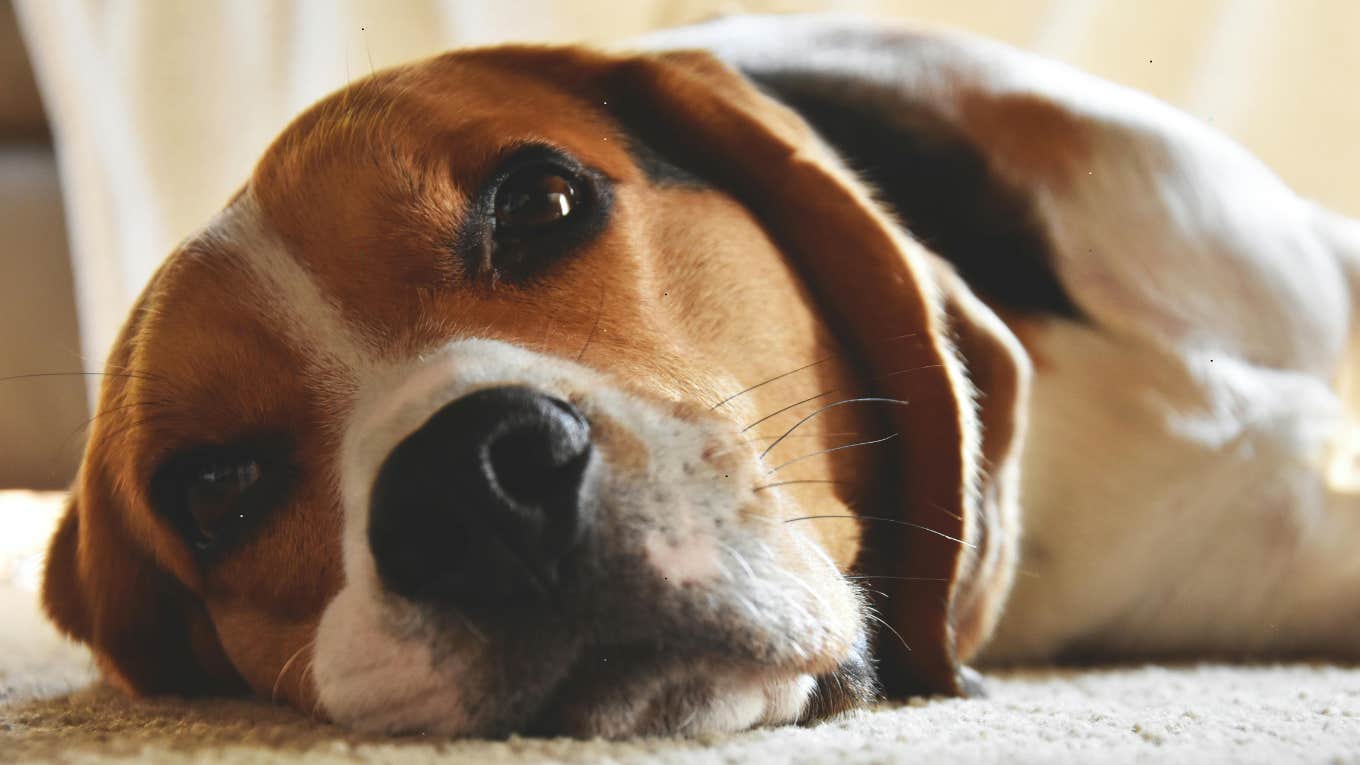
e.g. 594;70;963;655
494;167;578;232
462;146;612;280
152;441;292;558
185;460;261;546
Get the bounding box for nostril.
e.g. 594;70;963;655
486;422;591;509
369;385;594;609
549;396;588;427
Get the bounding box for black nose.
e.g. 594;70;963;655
368;385;592;609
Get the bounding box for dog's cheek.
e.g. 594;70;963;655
206;604;317;705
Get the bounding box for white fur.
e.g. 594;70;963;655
194;192;379;401
647;14;1360;663
195;16;1360;732
313;338;861;735
935;29;1360;662
193;197;853;736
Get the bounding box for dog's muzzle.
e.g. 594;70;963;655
368;385;594;611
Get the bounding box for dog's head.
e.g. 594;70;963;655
42;46;1027;737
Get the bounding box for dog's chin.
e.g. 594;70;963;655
528;648;820;738
311;576;868;738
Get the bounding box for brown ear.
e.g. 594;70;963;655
589;49;1025;695
43;470;246;696
928;260;1030;665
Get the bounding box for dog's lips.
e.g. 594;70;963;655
401;571;845;737
521;638;819;737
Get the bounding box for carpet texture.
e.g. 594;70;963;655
3;492;1358;764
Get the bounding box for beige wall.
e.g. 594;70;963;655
0;0;87;489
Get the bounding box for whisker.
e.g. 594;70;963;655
576;284;607;363
709;356;832;411
48;400;172;472
0;370;166;384
272;639;316;704
752;479;853;493
715;540;757;582
845;575;951;582
927;502;964;522
538;311;558;352
741;431;860;444
767;433;899;474
759;397;909;459
299;652;318;697
879;363;944;380
453;609;488;644
711;330;920;413
59;399;168;444
361;26;375;76
738;360;947;434
741;388;838;433
701;431;864;464
866;612;912;653
784;514;975;549
774;564;832;624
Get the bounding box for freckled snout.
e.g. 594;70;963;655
368;385;594;610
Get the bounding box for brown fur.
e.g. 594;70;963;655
43;44;1025;717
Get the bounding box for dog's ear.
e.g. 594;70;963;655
43;466;246;696
592;49;1028;695
928;261;1030;665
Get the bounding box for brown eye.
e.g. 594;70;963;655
494;167;578;233
152;439;293;559
459;147;612;280
187;460;261;546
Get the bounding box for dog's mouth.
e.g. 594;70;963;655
525;640;823;738
313;538;866;738
340;514;869;738
313;339;873;738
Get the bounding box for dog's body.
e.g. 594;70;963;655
654;14;1360;665
40;14;1360;738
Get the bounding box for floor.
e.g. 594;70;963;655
4;492;1358;764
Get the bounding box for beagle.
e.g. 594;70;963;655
41;14;1360;738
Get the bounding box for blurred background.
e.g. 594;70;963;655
2;0;1358;489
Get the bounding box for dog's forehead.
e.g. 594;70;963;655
229;51;651;351
251;49;632;223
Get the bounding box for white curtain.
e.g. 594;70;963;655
16;0;1360;394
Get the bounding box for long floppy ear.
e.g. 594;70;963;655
592;49;1026;695
43;472;247;696
43;293;246;698
927;260;1030;667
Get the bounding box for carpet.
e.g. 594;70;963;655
3;491;1358;764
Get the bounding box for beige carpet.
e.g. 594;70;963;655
4;492;1359;764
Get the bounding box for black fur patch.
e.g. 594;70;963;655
625;135;711;189
747;70;1079;318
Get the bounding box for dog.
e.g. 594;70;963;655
40;14;1360;738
